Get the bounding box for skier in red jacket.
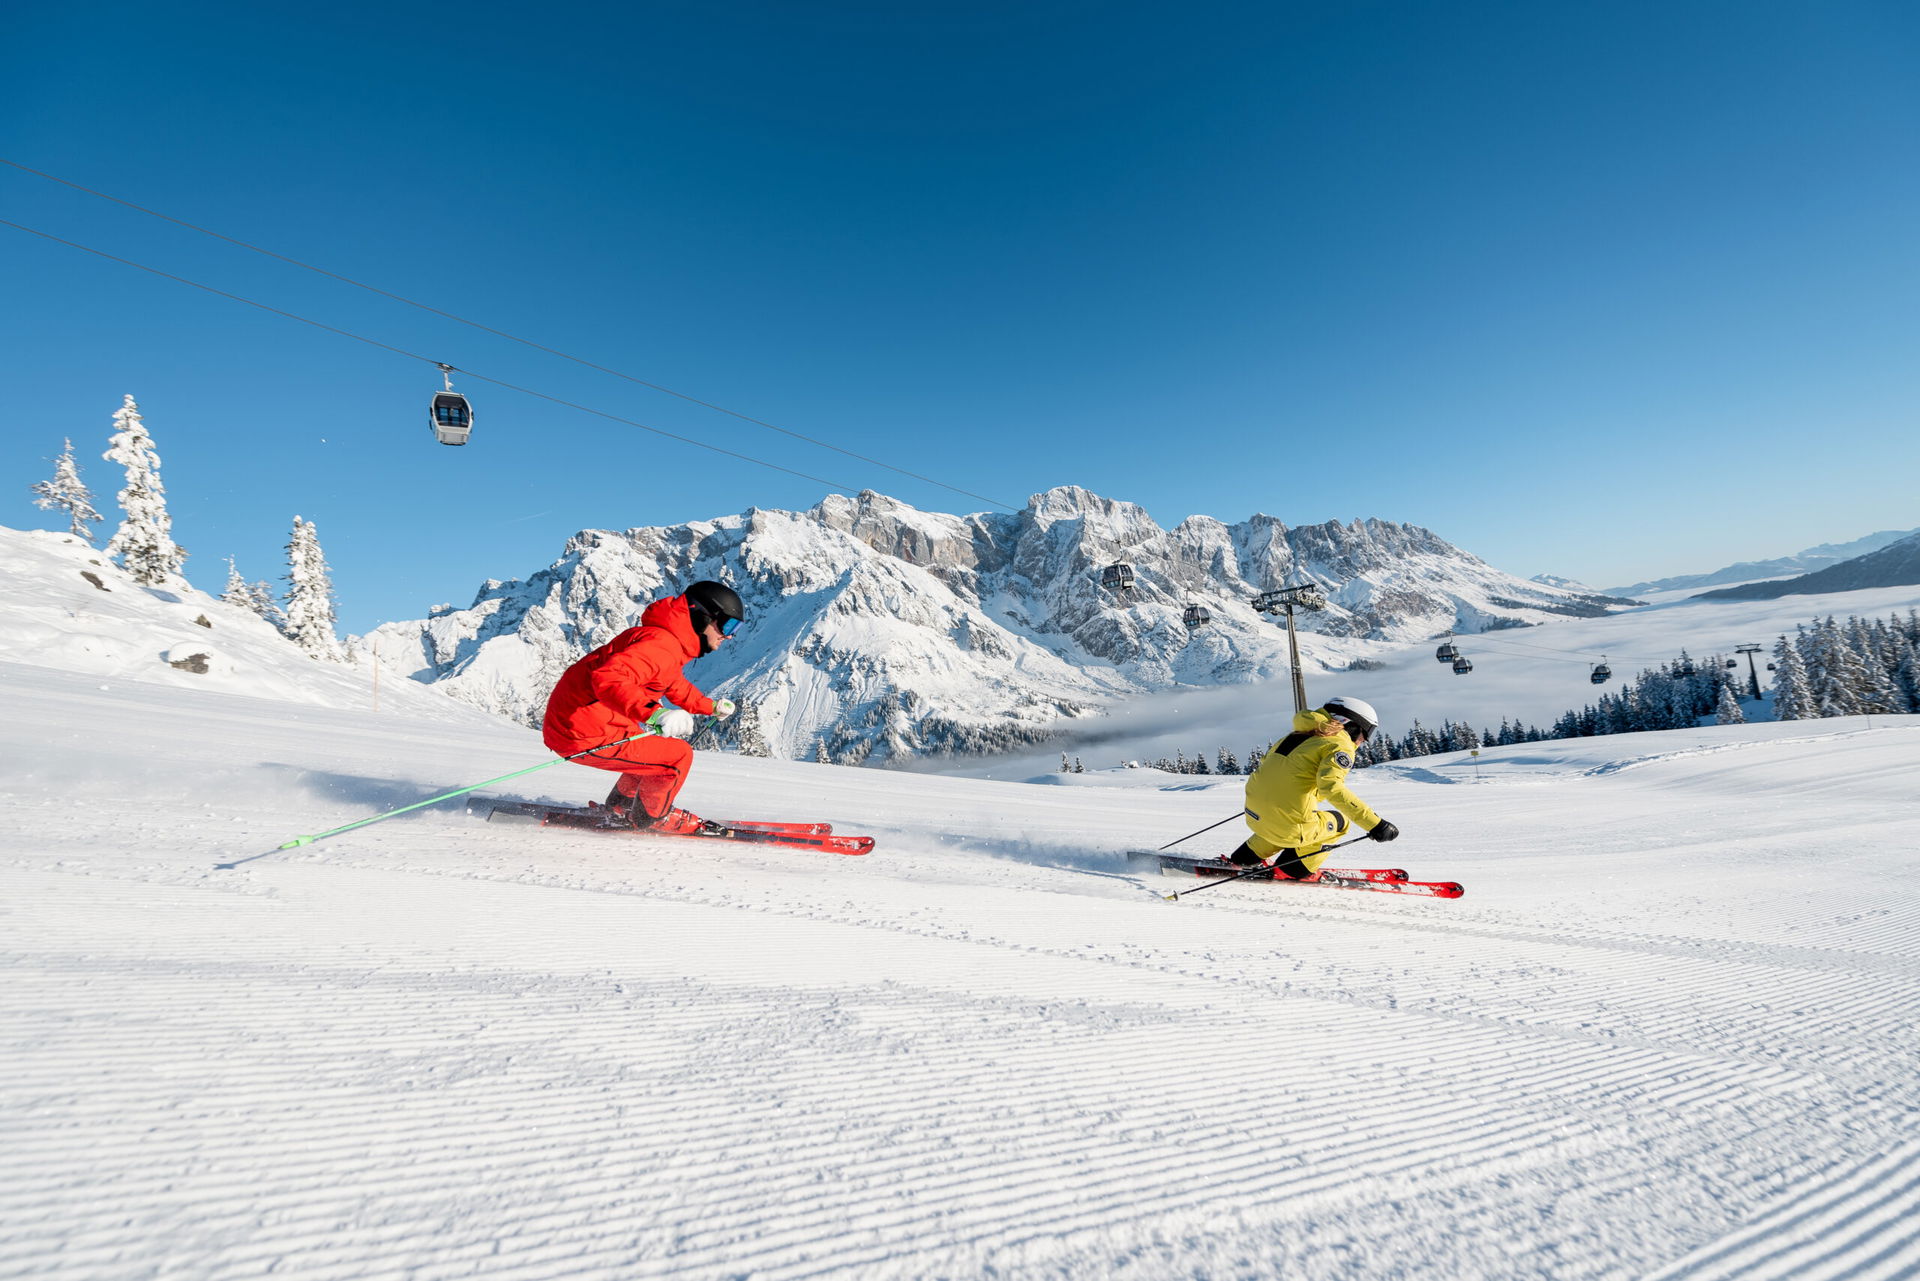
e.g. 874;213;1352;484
541;580;745;833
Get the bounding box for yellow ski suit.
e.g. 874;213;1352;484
1241;708;1383;873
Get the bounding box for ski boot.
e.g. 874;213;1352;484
632;807;709;835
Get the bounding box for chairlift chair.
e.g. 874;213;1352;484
429;364;474;446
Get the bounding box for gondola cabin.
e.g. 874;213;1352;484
429;392;473;446
1183;604;1211;628
429;364;473;446
1452;656;1473;675
1101;563;1135;592
1436;642;1460;662
1590;659;1612;685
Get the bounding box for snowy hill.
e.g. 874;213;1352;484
1693;529;1920;600
363;486;1635;761
969;579;1920;779
0;526;491;724
1605;526;1920;596
5;657;1919;1278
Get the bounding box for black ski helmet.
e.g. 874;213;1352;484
684;580;745;635
1322;695;1380;740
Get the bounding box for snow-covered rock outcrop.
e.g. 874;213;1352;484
364;487;1635;760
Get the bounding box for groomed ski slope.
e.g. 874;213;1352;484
4;663;1919;1280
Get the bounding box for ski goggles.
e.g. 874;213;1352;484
717;616;742;637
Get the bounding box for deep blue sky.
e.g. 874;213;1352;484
5;0;1917;632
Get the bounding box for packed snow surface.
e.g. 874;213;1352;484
5;654;1920;1279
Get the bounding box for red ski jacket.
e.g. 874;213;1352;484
541;594;717;755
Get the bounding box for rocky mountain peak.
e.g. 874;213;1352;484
364;487;1637;763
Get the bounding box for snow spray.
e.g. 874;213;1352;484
216;732;652;870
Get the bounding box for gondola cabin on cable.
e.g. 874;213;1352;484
1435;641;1460;663
1100;563;1135;593
1452;655;1474;675
1590;658;1613;685
428;364;474;446
1183;604;1211;628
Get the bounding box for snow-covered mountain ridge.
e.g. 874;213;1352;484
365;486;1635;761
1605;526;1920;596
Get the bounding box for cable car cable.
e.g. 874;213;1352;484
0;156;1016;511
0;216;858;492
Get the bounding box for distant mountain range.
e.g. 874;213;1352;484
363;486;1636;762
1604;528;1920;597
1691;530;1920;601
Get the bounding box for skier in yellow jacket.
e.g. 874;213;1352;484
1226;695;1400;878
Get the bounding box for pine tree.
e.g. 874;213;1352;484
221;557;250;608
248;578;286;628
1771;635;1816;721
1847;617;1902;714
102;396;188;585
30;438;102;541
1061;752;1072;773
734;701;773;757
1192;750;1209;775
1072;756;1084;773
1713;681;1747;725
282;516;344;660
1217;747;1238;775
1893;641;1920;714
1810;617;1866;717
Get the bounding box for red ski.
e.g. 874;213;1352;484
1318;866;1408;883
713;818;832;837
479;800;872;855
1304;871;1463;899
1129;850;1461;898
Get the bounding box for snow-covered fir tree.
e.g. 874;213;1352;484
1807;617;1866;717
220;557;251;609
30;438;103;542
1846;617;1903;714
282;516;344;661
1216;747;1238;775
1895;641;1920;714
1770;635;1817;721
734;700;773;757
1713;681;1747;725
102;396;188;585
221;557;286;627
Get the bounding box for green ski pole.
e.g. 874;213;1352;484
216;732;650;870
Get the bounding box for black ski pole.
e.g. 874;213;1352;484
1159;812;1245;851
1161;835;1369;902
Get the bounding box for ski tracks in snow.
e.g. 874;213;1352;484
7;711;1920;1278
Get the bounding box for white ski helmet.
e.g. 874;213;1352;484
1323;695;1380;739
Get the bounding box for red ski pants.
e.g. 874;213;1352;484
562;735;694;819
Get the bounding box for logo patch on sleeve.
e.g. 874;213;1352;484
1333;750;1352;769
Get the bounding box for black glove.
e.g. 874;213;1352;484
1368;819;1400;843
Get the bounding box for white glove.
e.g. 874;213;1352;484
647;707;697;739
710;698;737;719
